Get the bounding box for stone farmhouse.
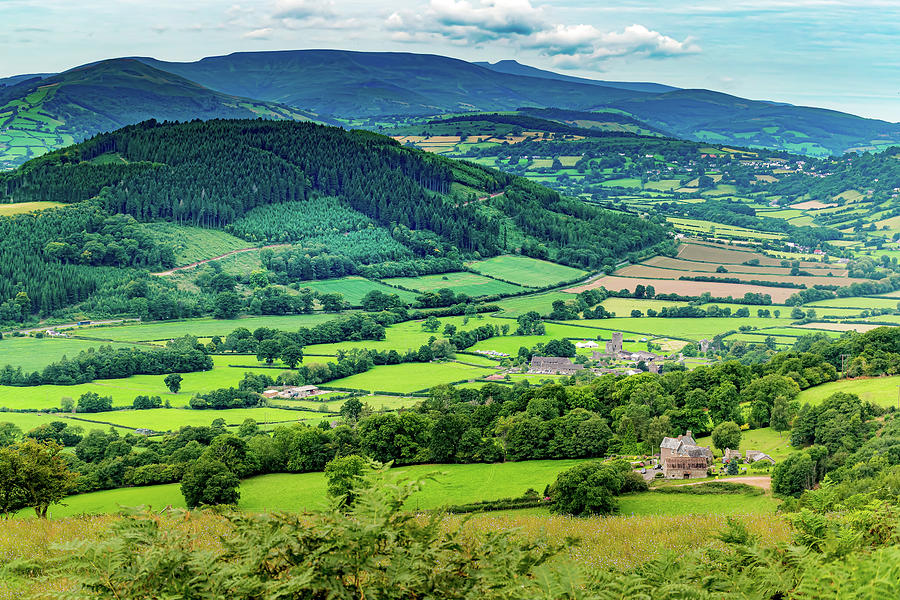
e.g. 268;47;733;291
262;385;321;399
528;356;584;375
660;430;713;478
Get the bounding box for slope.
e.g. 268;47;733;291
0;59;322;169
473;59;678;94
136;50;645;118
606;88;900;157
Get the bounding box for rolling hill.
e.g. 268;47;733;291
2;49;899;169
136;50;642;118
0;59;322;169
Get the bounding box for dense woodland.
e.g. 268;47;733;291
0;119;668;325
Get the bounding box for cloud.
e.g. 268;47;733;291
242;27;273;39
387;1;699;66
272;0;334;20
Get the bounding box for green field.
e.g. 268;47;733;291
466;256;587;288
0;359;284;411
144;223;250;266
0;201;65;216
491;291;574;317
303;315;513;356
797;375;900;409
694;427;795;461
600;297;690;314
69;406;321;432
806;297;900;310
0;337;144;371
75;314;343;342
31;459;586;518
327;361;495;393
297;277;419;306
617;491;777;515
383;272;527;297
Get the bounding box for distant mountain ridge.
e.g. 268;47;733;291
472;60;678;94
1;49;899;169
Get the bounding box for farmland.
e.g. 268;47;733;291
383;271;528;297
294;277;419;306
466;255;587;287
797;375;900;409
0;201;65;216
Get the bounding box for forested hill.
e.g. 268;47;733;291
0;119;666;323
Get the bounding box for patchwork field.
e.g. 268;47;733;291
644;255;847;277
383;272;527;297
325;361;495;393
0;359;283;411
74;314;343;342
296;277;419;306
466;255;587;287
617;263;865;288
0;337;144;371
567;275;798;303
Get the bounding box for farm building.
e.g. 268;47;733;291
528;356;584;375
662;456;709;479
262;385;321;399
745;450;776;464
661;430;713;478
575;340;599;348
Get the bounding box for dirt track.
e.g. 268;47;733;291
152;244;291;276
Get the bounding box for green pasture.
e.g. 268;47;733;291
797;375;900;409
600;297;689;314
144;223;250;266
0;201;65;216
466;255;587;288
0;412;88;434
269;394;418;413
66;406;320;432
383;272;527;297
303;315;513;356
806;297;900;310
694;427;795;462
38;459;586;518
76;314;343;342
617;491;777;516
298;277;418;306
326;361;495;393
491;292;574;317
0;362;283;411
0;337;144;371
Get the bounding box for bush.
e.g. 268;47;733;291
180;458;240;508
549;460;647;516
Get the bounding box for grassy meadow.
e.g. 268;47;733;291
383;272;528;297
797;375;900;409
466;255;587;287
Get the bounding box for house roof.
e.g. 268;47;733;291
660;437;682;450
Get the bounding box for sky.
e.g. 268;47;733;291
2;0;899;121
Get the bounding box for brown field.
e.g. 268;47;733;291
644;256;847;277
567;275;798;303
677;242;836;269
616;264;865;288
790;200;838;210
754;175;778;183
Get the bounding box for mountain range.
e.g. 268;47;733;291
1;49;899;169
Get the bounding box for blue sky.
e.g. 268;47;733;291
2;0;898;121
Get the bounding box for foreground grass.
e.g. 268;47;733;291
0;502;791;597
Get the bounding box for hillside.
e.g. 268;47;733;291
135;50;900;155
0;119;666;324
473;59;679;94
0;59;321;169
136;50;641;118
